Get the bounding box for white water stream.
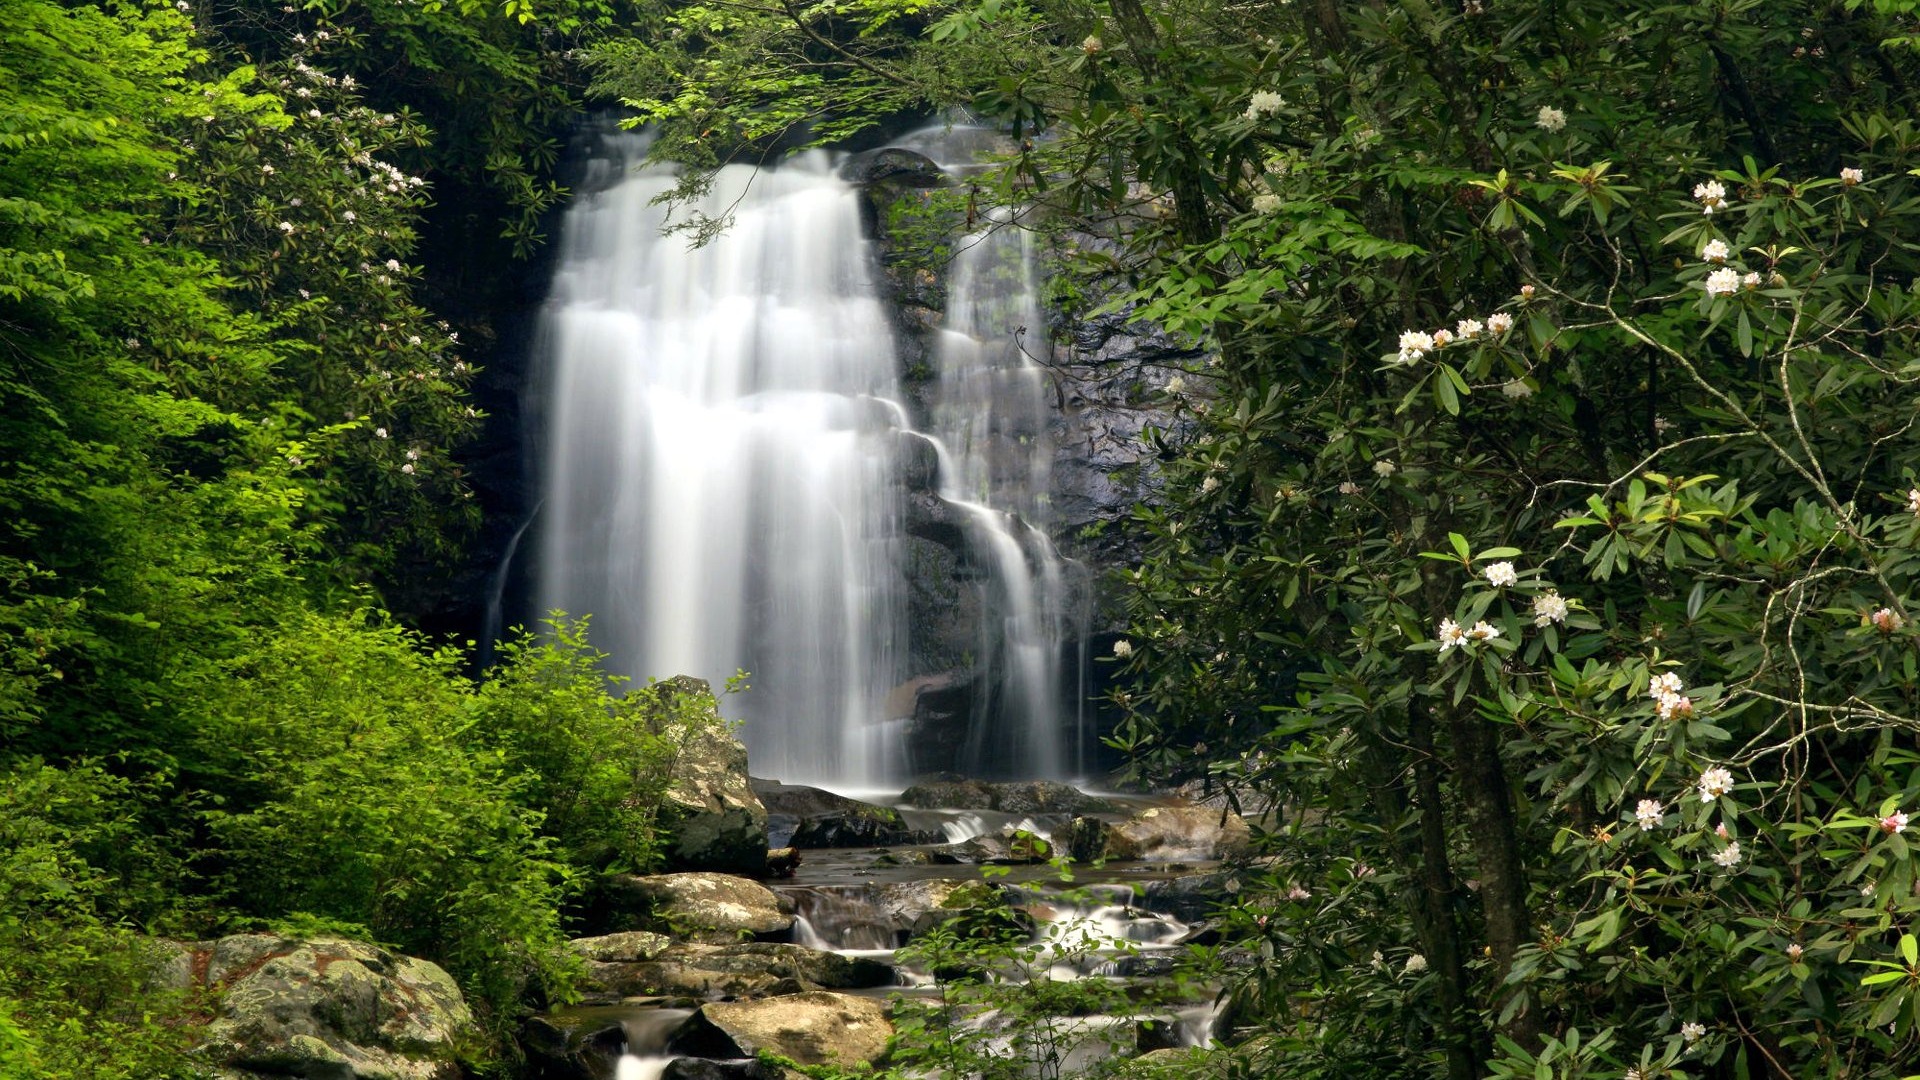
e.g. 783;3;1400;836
534;130;1078;786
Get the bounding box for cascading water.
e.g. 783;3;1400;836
536;133;905;785
929;203;1076;779
534;126;1081;785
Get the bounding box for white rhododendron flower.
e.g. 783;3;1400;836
1841;166;1864;186
1681;1022;1706;1043
1650;671;1684;697
1697;766;1735;802
1694;179;1728;213
1705;267;1741;297
1634;799;1664;831
1486;312;1514;334
1436;618;1467;652
1535;105;1567;132
1483;561;1518;587
1397;329;1435;363
1404;954;1428;973
1702;238;1730;263
1654;692;1694;721
1881;810;1908;835
1251;193;1282;213
1244;90;1285;120
1113;639;1134;658
1455;318;1483;339
1531;591;1568;626
1712;841;1743;868
1372;459;1396;478
1465;620;1500;642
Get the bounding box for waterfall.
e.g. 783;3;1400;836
533;128;1080;786
930;205;1072;779
536;135;904;786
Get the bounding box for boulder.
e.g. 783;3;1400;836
521;1012;626;1080
159;934;475;1079
839;147;946;188
899;777;996;809
669;992;892;1068
580;942;893;1000
570;930;673;963
899;778;1115;814
751;778;936;848
990;780;1117;815
1068;806;1252;863
650;676;770;876
876;878;998;925
599;872;793;944
1140;871;1242;924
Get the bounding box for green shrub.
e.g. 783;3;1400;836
0;762;207;1080
466;616;679;875
186;610;575;1028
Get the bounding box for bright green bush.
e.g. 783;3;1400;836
466;617;680;874
187;610;576;1026
0;762;206;1080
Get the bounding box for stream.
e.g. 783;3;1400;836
538;796;1231;1079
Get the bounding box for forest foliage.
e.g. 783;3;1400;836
13;0;1920;1077
594;0;1920;1075
0;0;704;1073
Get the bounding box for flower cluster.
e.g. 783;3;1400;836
1244;91;1285;120
1841;166;1864;186
1483;561;1518;587
1871;607;1904;634
1392;311;1513;364
1646;670;1695;721
1634;799;1664;831
1435;618;1499;652
1530;590;1568;626
1702;238;1730;263
1694;179;1729;213
1697;765;1735;802
1712;841;1743;868
1535;105;1567;132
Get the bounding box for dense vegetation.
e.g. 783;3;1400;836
13;0;1920;1077
0;0;703;1073
598;0;1920;1075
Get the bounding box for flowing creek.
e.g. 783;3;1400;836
541;797;1230;1079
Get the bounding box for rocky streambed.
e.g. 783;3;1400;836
529;777;1252;1080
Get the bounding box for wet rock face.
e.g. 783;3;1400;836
669;991;893;1068
750;779;939;849
1068;806;1254;863
522;1012;626;1080
578;942;893;1000
839;147;946;188
651;676;771;876
900;777;1117;814
155;934;475;1079
596;872;794;943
